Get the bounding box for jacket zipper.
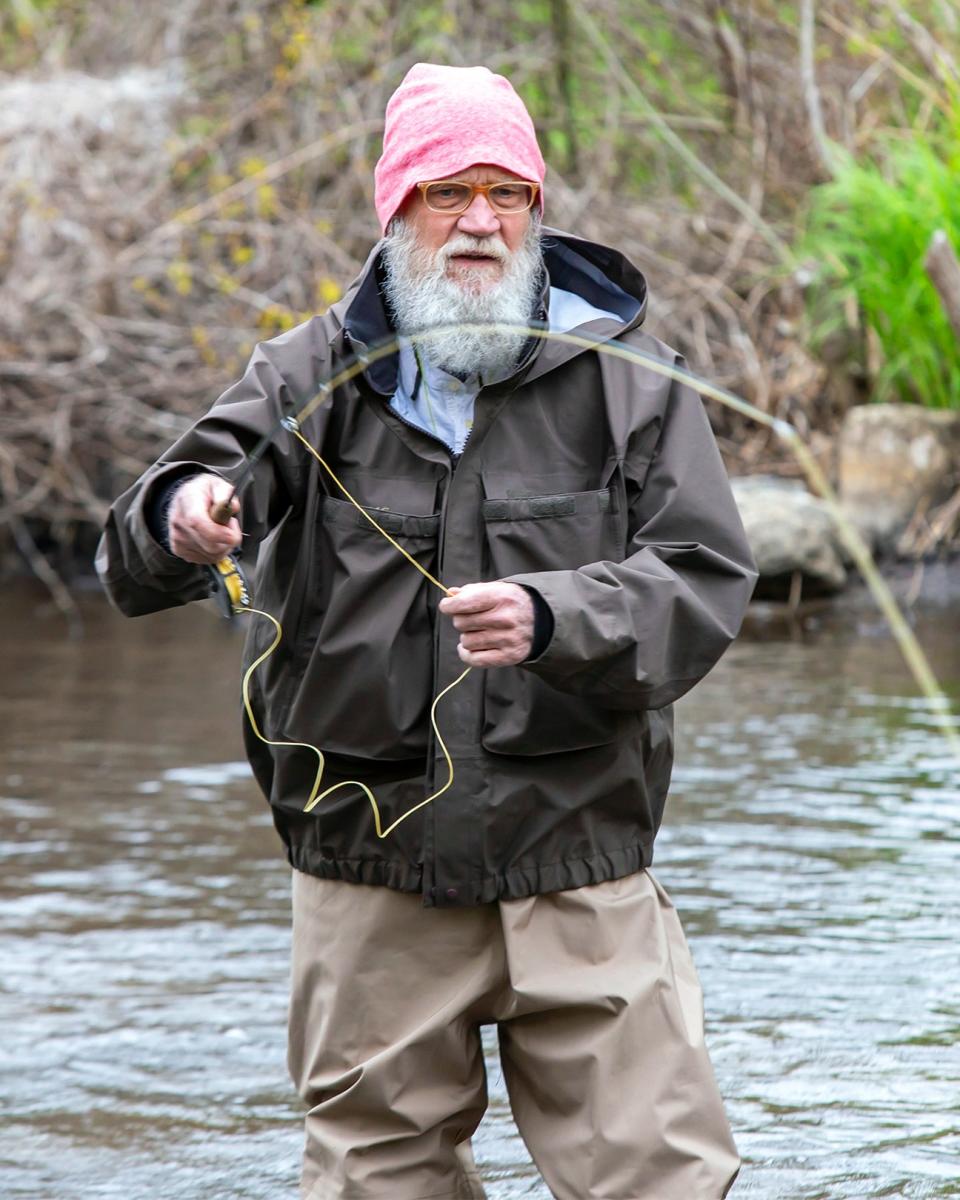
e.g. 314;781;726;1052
386;404;458;459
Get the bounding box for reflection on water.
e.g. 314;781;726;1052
1;576;958;1199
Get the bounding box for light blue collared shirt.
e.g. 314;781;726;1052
389;286;624;455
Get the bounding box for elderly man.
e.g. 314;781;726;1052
98;63;756;1200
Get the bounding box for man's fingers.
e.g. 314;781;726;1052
456;644;527;668
169;522;240;563
451;613;512;633
196;526;240;557
438;585;500;615
459;631;515;653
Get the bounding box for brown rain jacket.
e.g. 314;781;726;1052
97;229;757;907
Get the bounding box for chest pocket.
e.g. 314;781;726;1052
279;492;440;759
480;478;628;756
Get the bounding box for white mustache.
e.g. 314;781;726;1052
440;236;508;263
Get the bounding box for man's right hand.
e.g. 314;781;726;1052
166;474;242;564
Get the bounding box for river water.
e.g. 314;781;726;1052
1;574;958;1199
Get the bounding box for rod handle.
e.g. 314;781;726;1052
209;499;234;526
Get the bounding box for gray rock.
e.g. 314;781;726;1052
731;476;847;594
838;404;960;552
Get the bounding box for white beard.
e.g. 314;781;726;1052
381;216;544;379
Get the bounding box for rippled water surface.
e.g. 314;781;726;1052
1;575;958;1199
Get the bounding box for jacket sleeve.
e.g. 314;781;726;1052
95;319;329;617
504;372;757;710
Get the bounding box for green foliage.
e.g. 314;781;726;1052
802;116;960;409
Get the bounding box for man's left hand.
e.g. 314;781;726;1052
438;582;534;667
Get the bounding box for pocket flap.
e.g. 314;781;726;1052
320;494;440;538
482;488;614;522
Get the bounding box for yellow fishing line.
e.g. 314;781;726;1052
234;426;470;837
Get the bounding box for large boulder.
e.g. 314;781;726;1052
731;475;847;598
838;404;960;553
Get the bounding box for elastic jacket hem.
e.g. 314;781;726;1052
284;832;653;908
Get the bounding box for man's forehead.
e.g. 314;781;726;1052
432;164;528;183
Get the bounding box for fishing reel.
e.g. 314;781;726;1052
206;494;251;619
201;417;302;620
208;554;251;619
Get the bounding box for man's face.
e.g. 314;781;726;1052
399;164;533;289
382;164;543;379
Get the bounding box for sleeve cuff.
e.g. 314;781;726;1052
518;584;555;662
144;472;200;552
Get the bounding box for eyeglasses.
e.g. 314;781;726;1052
416;180;540;216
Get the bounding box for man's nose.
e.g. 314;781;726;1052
456;193;502;237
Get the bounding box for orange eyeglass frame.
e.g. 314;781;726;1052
415;180;540;215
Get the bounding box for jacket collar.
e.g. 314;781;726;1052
329;226;648;396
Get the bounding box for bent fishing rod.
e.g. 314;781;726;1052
194;322;960;768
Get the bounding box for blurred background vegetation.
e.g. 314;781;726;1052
1;0;958;585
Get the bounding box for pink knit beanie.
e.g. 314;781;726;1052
374;63;546;234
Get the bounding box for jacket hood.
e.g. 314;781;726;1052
331;227;648;395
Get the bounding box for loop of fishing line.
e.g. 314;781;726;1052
230;421;469;839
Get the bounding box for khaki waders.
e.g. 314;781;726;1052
288;869;739;1200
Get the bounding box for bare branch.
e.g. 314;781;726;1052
799;0;837;177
